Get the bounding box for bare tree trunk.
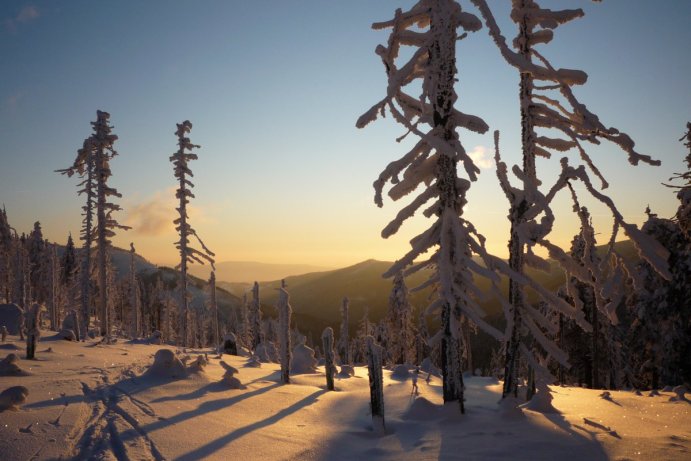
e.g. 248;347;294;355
366;336;385;434
322;327;335;391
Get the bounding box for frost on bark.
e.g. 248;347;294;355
358;0;557;410
170;120;215;347
338;297;350;365
249;282;262;351
322;327;336;391
472;0;669;397
277;280;292;384
366;336;385;434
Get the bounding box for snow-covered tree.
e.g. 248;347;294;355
338;297;350;365
207;271;219;351
386;272;415;365
238;292;250;349
358;0;567;410
89;111;130;339
277;280;292;384
58;111;130;339
170;120;215;347
322;327;336;391
0;207;13;303
249;282;261;351
46;243;60;331
27;221;46;305
57;137;97;338
366;336;385;434
471;0;670;397
12;233;29;310
25;303;41;360
624;127;691;388
128;243;141;339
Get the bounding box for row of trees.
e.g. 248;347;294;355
358;0;687;412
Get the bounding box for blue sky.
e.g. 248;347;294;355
1;1;689;267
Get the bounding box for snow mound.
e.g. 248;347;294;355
244;355;262;368
146;349;186;379
58;329;76;341
499;396;525;419
222;333;239;355
0;385;28;411
187;355;208;375
148;330;163;345
0;304;23;335
401;396;442;420
338;365;355;378
669;385;689;402
61;310;78;333
420;357;441;377
220;360;245;389
391;364;411;380
255;340;278;363
291;343;318;374
0;353;29;376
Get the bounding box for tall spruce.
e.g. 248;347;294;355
386;272;415;365
472;0;670;398
170;120;215;347
357;0;566;411
339;297;350;365
0;207;14;302
249;282;261;350
208;271;219;352
129;243;141;338
277;280;292;384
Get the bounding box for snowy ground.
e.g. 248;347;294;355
0;334;688;461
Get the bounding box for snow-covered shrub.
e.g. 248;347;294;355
0;353;28;376
220;361;244;389
291;338;317;375
0;385;28;411
147;349;186;379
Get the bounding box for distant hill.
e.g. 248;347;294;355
219;240;640;367
187;261;333;283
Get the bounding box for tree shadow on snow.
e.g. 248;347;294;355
437;403;611;461
172;388;327;461
117;382;283;445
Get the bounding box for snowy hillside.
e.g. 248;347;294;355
0;333;688;460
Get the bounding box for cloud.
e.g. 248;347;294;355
125;190;176;236
468;145;494;169
125;188;213;236
4;5;40;33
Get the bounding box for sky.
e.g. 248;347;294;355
0;1;689;269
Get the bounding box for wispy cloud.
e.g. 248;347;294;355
4;5;40;33
125;189;176;236
125;188;213;236
468;145;494;169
